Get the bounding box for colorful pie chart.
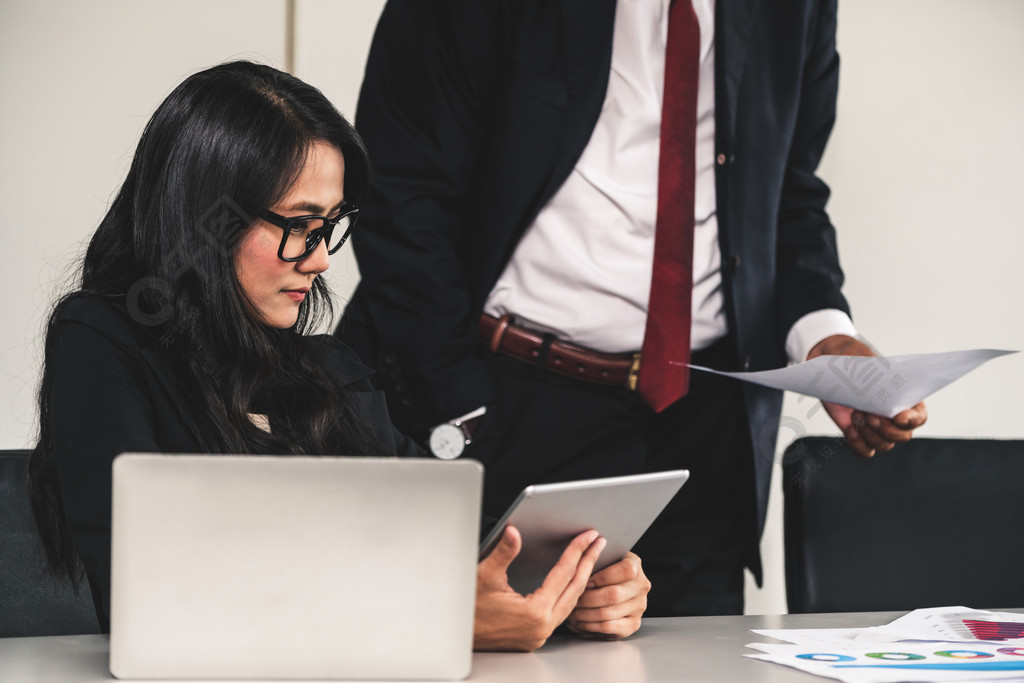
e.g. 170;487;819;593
796;653;856;662
935;650;995;659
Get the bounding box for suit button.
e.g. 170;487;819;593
395;381;409;394
383;352;398;366
716;153;728;165
730;254;741;271
744;356;751;371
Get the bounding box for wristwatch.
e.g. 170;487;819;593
428;406;487;460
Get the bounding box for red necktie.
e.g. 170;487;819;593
637;0;700;413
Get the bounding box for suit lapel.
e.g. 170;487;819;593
547;0;617;194
716;0;762;141
559;0;617;101
546;0;761;198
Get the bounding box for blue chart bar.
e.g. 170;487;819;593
837;661;1024;671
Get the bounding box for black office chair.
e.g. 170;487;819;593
0;449;100;637
783;436;1024;614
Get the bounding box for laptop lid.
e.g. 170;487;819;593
109;454;481;680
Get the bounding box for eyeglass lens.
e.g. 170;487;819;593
280;214;356;260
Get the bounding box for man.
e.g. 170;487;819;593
338;0;926;615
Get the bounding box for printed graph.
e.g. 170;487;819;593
963;620;1024;642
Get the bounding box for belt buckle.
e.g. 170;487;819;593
626;352;641;391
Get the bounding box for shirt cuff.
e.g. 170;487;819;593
785;309;858;364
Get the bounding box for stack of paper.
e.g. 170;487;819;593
746;607;1024;682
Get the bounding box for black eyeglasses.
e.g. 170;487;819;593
259;205;360;262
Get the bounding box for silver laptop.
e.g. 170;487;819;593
109;454;482;680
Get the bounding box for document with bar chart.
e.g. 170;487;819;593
854;607;1024;645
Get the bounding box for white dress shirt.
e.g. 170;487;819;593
483;0;854;364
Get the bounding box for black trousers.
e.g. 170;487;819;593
466;339;758;616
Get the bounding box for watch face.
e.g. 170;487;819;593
429;423;466;460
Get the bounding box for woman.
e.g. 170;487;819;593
29;61;648;651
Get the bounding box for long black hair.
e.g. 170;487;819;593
30;61;380;583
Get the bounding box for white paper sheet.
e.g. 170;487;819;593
692;349;1016;418
745;642;1024;682
747;608;1024;683
752;627;865;648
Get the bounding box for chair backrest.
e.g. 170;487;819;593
0;449;100;637
783;436;1024;614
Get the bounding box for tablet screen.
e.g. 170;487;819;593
479;470;689;594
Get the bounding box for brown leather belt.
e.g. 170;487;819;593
479;313;640;390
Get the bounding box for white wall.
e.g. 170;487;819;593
0;0;289;447
2;0;1021;615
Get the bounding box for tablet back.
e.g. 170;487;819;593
110;454;481;680
480;470;689;594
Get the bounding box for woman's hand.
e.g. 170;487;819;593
473;526;606;652
565;552;649;639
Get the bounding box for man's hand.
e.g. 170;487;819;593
566;551;649;640
473;526;606;652
807;335;928;458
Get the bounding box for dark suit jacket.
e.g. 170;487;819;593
338;0;850;535
45;296;420;630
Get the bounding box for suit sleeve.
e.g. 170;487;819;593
349;0;504;428
46;313;163;631
773;0;850;343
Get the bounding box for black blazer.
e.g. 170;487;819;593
339;0;849;535
44;296;420;630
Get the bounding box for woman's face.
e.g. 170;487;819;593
235;141;345;329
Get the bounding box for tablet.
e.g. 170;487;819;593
479;469;689;594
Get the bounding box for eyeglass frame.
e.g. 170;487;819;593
258;204;360;262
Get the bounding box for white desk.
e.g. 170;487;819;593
0;611;944;682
